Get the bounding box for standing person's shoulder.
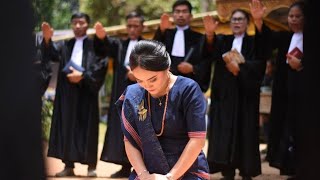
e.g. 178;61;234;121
191;29;204;38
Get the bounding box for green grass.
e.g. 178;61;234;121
99;122;107;144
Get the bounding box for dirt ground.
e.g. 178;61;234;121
44;143;290;180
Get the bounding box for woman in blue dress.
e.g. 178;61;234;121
115;40;209;180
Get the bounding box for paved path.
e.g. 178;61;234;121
44;143;290;180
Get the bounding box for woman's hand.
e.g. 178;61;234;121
287;54;303;71
202;15;218;44
150;173;167;180
249;0;266;32
225;60;240;76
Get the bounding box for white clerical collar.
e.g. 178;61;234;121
71;36;87;67
232;33;245;53
286;32;303;63
75;35;87;41
176;25;189;31
234;33;245;38
124;40;138;67
171;26;187;57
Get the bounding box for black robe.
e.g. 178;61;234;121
41;37;107;165
203;33;265;177
260;25;301;175
94;36;142;165
153;28;207;92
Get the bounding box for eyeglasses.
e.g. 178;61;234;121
230;17;246;23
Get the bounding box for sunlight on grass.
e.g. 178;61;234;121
99;122;107;144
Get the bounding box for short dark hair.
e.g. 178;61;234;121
231;9;250;22
289;1;305;15
126;11;145;24
71;12;90;24
172;0;192;13
129;40;171;71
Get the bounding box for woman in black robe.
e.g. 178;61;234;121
202;9;266;180
251;0;305;178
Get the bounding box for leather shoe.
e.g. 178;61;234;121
55;168;75;177
87;169;97;177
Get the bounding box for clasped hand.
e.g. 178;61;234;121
67;67;83;83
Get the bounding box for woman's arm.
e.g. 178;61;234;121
250;0;266;32
167;138;205;180
124;140;151;180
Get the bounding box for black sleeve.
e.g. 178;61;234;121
153;27;166;43
40;39;63;62
82;57;108;93
93;35;119;59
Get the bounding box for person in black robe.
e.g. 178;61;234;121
41;12;107;177
93;11;145;178
33;33;52;98
0;1;44;178
202;9;266;180
251;0;305;178
153;0;206;92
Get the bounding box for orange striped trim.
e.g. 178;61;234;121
191;172;210;180
122;107;142;149
188;131;206;139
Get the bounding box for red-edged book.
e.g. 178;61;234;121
289;47;303;59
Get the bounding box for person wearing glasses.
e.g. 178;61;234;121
153;0;207;92
202;9;266;180
93;11;145;178
41;12;107;177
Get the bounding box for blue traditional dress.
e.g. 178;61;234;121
116;76;209;180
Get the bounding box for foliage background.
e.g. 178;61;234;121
32;0;215;30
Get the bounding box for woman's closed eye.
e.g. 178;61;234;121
149;78;157;83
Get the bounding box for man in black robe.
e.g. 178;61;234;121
153;0;206;92
41;12;107;177
202;10;266;180
93;11;145;178
34;34;52;98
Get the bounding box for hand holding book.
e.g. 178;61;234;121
62;60;85;74
222;49;245;64
288;47;303;59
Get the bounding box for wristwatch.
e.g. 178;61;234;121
165;173;174;180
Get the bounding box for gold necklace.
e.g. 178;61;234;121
147;73;171;136
148;92;169;136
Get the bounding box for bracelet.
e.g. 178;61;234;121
137;169;148;177
165;173;174;180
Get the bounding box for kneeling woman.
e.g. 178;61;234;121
116;40;209;180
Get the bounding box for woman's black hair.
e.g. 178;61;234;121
289;1;305;15
129;40;171;71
